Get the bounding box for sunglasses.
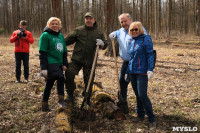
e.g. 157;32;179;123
130;28;138;32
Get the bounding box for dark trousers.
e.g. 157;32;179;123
42;64;65;102
119;61;129;101
42;77;65;102
15;52;29;80
65;61;95;97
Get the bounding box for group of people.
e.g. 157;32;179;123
10;12;156;130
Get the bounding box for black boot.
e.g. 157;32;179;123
42;102;51;112
117;100;129;114
64;94;74;103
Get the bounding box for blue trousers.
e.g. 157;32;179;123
118;61;129;101
129;74;155;123
15;52;29;80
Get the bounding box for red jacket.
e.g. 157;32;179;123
10;29;34;53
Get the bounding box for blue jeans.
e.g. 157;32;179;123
129;74;155;123
118;61;129;101
15;52;29;80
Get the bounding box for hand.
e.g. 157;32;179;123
109;33;116;40
62;66;67;71
17;32;21;37
96;39;104;46
41;70;48;78
124;74;130;82
147;71;153;80
21;36;27;39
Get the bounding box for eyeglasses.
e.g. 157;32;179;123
130;28;138;32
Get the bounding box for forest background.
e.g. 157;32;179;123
0;0;200;132
0;0;200;39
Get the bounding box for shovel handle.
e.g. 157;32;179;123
111;40;121;96
81;45;100;109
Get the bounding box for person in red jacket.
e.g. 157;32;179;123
10;20;34;83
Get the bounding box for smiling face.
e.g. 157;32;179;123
130;26;140;38
119;15;132;31
129;21;144;38
85;16;95;27
49;20;59;32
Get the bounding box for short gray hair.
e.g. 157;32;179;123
118;13;131;21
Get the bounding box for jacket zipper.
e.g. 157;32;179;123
138;57;141;68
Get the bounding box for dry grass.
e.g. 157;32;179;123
0;37;199;132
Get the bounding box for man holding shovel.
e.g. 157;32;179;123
64;12;107;106
109;13;147;114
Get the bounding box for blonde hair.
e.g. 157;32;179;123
46;17;62;29
129;21;144;36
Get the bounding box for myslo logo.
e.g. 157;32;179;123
172;126;198;132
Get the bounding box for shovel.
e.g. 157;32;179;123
80;45;100;110
111;40;127;111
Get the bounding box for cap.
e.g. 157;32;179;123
85;12;95;18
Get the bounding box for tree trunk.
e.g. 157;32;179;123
158;0;161;33
155;0;158;40
12;0;17;30
140;0;143;23
105;0;117;57
51;0;61;18
167;0;172;36
197;0;200;36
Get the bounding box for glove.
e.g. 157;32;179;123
147;71;153;80
96;39;104;46
40;70;48;78
124;74;130;82
109;33;116;40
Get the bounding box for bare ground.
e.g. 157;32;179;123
0;36;200;133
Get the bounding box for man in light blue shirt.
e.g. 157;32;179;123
109;13;147;114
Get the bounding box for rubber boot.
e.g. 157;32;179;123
42;102;51;112
58;95;67;108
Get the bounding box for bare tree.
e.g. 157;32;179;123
140;0;143;23
105;0;116;56
167;0;172;36
51;0;61;18
155;0;158;39
197;0;200;36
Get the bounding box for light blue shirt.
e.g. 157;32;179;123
112;27;147;61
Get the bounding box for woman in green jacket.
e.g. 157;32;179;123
39;17;68;111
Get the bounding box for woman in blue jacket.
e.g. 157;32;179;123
126;21;156;130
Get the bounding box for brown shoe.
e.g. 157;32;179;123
42;102;51;112
132;117;144;122
149;122;156;130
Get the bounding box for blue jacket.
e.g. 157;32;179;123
112;27;147;61
126;34;154;74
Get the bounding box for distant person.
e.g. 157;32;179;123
109;13;147;114
64;12;107;106
39;17;68;112
10;20;34;83
127;21;156;130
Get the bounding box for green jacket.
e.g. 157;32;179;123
39;29;67;67
65;22;107;65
